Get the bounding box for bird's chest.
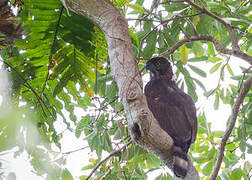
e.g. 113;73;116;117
148;81;177;104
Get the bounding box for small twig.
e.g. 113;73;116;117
85;140;132;180
100;168;112;180
185;17;198;36
127;18;160;22
184;0;240;50
179;26;190;39
238;65;252;92
98;95;119;111
161;12;203;27
146;167;161;174
60;0;71;16
41;6;64;95
247;167;252;179
210;74;252;180
160;0;185;3
207;56;231;97
62;146;89;155
227;137;249;153
159;35;252;64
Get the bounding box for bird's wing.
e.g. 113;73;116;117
144;79;197;144
171;84;198;143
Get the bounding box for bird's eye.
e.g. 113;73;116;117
156;61;160;67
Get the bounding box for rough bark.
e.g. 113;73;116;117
62;0;198;179
0;0;22;46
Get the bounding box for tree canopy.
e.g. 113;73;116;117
0;0;252;179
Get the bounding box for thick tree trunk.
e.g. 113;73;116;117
63;0;198;179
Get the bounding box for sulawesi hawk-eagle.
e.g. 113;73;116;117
144;57;197;178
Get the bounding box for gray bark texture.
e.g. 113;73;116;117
62;0;199;179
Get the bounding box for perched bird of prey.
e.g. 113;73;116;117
144;57;197;178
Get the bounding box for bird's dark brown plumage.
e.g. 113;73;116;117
144;57;197;178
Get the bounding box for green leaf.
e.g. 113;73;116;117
208;57;222;62
244;161;252;172
7;172;16;180
155;173;173;180
239;140;246;152
210;62;222;73
247;146;252;154
207;148;216;160
127;4;147;14
136;0;144;5
103;131;113;152
163;25;178;46
61;169;74;180
186;79;197;102
81;164;95;171
211;131;224;138
196;14;213;34
214;93;219;110
188;65;207;77
231;75;243;81
202;161;214;176
188;56;208;62
105;81;118;100
142;30;157;58
192;78;206;91
75;117;89;138
197;114;209;134
180;44;189;65
53;67;74;96
147;154;161;167
227;64;234;76
177;62;197;101
230;168;243;180
164;3;188;11
158;31;166;50
192;42;204;57
207;42;215;56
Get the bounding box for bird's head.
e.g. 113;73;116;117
146;57;173;79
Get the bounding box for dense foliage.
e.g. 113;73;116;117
0;0;251;179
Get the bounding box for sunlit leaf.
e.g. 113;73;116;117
188;64;207;77
210;62;222;73
214;92;219;110
61;169;74;180
180;44;189;65
202;161;214;176
188;56;208;62
127;4;147;14
227;64;234;76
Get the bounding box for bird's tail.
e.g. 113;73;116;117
173;145;188;178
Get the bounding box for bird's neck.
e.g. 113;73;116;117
151;73;173;81
151;68;173;79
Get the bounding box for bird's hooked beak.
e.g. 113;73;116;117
144;63;159;78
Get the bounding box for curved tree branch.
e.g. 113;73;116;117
209;74;252;180
63;0;174;154
184;0;240;50
161;0;252;65
62;0;198;179
160;35;252;64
